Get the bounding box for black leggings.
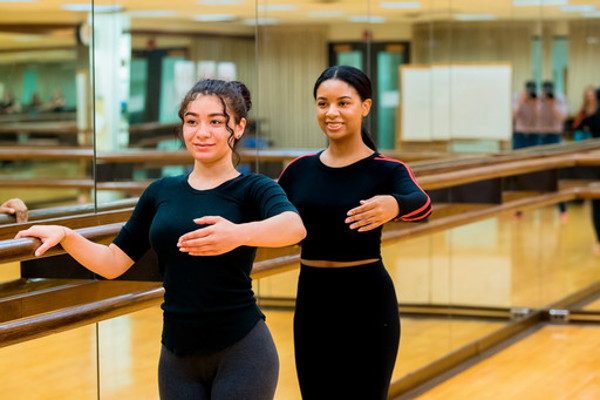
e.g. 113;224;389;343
592;199;600;242
294;261;400;400
158;319;279;400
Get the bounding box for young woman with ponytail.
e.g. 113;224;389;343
278;65;432;399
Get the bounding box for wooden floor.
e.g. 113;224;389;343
1;201;600;399
411;324;600;400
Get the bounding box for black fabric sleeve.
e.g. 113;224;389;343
387;162;432;222
112;179;161;261
248;174;298;220
276;160;294;195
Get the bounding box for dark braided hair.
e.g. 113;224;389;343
178;79;252;165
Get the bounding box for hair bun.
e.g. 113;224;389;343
230;81;252;114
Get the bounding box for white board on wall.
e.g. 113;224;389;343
400;63;512;141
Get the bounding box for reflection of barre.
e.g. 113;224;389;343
0;179;150;193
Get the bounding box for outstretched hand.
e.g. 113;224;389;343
177;216;244;256
1;198;28;223
15;225;67;257
345;195;399;232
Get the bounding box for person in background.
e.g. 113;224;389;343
16;79;306;400
581;88;600;254
278;65;431;400
512;81;568;221
538;81;568;221
512;80;539;150
0;91;21;114
572;86;598;142
40;89;65;112
0;198;28;222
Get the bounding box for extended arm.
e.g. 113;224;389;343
15;225;134;279
177;211;306;256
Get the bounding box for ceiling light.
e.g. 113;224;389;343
243;17;278;25
455;14;497;21
349;15;385;23
584;11;600;18
561;5;596;12
257;4;296;12
198;0;242;4
62;4;122;12
193;14;236;21
0;0;36;3
127;10;177;18
380;2;420;9
513;0;567;6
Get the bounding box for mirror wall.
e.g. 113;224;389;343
1;0;600;399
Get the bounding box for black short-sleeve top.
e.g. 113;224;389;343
113;173;298;355
277;151;431;262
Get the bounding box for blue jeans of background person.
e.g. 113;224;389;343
512;132;539;150
513;132;562;149
574;130;593;141
512;132;566;214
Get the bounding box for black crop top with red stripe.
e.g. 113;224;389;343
277;151;431;262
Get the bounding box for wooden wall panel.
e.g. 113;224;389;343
567;20;600;115
257;25;328;149
411;22;533;94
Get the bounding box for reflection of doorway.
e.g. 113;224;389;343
329;42;410;149
130;48;187;124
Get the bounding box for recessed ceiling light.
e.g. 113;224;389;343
561;5;596;12
257;4;296;12
198;0;242;4
381;2;420;9
243;17;278;25
193;14;236;21
513;0;567;6
455;14;497;21
127;10;177;18
349;15;385;23
62;4;122;12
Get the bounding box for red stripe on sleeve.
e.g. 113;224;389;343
278;152;318;180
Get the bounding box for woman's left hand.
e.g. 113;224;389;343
177;216;244;256
345;195;399;232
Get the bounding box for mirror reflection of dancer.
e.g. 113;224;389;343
0;198;28;222
581;88;600;254
278;66;432;399
17;79;306;400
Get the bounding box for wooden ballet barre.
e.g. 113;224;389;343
417;153;576;190
0;198;139;226
0;286;164;349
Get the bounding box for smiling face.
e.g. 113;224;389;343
315;79;372;143
182;94;245;166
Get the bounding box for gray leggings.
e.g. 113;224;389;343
158;319;279;400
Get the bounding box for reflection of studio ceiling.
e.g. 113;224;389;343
0;0;600;50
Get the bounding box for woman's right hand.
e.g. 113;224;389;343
15;225;68;257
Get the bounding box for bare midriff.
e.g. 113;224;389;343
300;258;380;268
